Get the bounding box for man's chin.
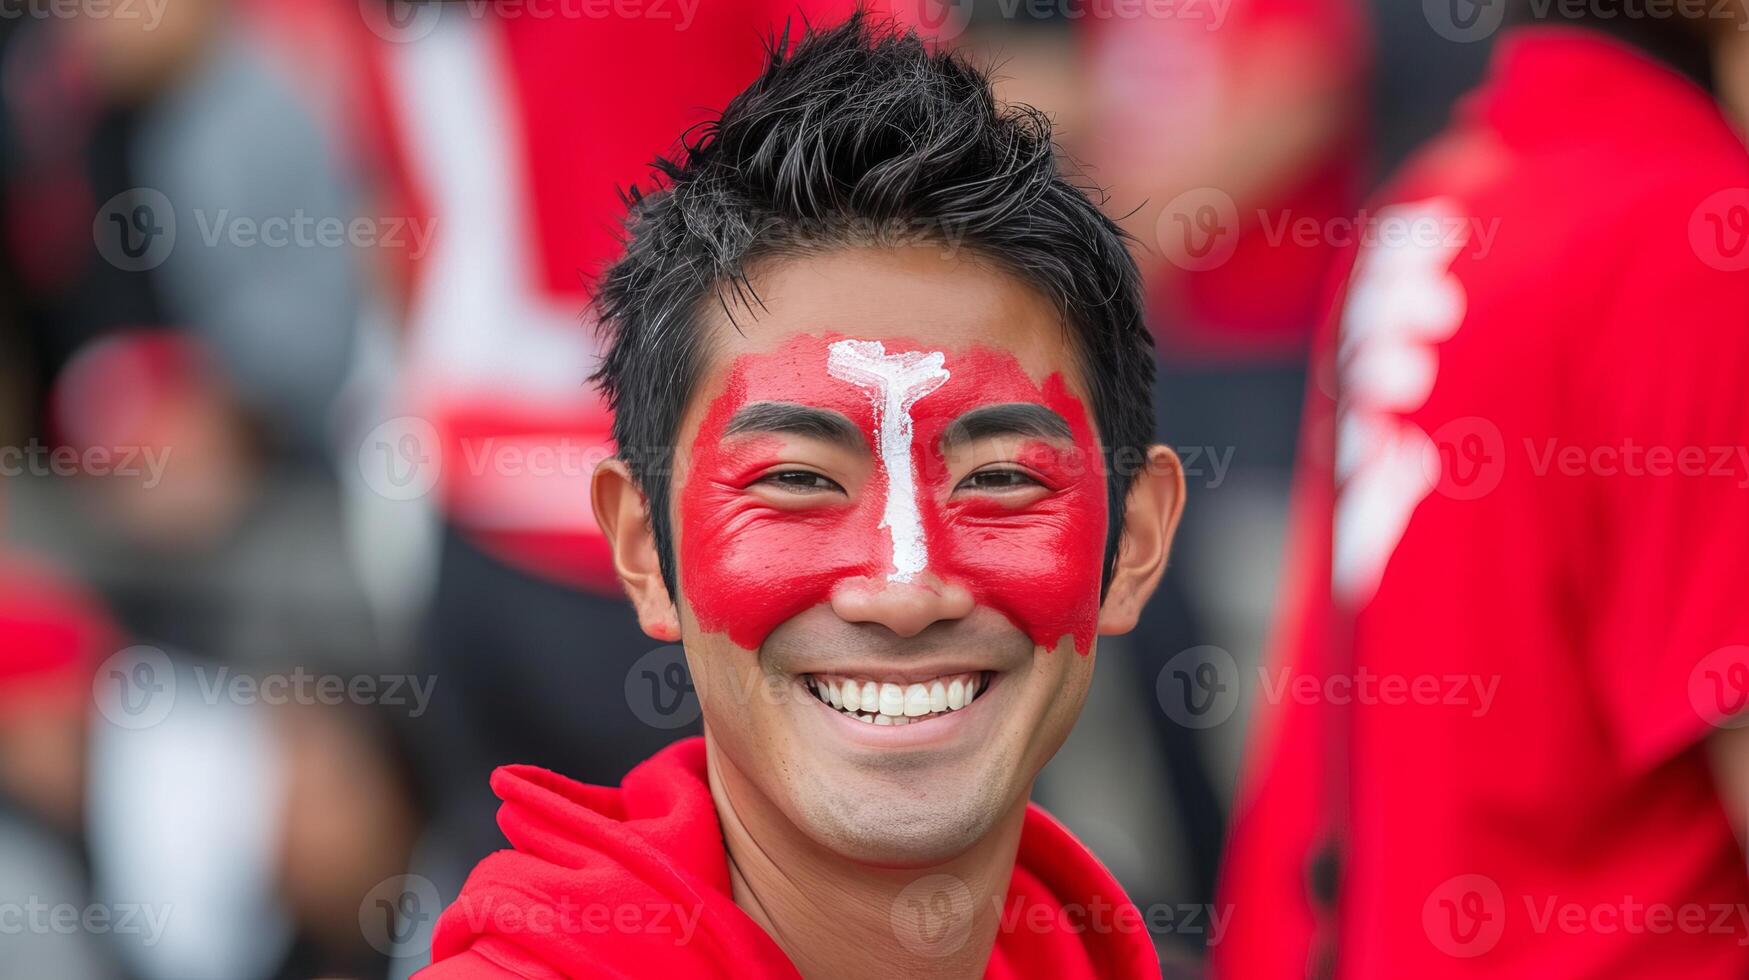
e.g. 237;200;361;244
769;665;1033;865
793;770;1013;868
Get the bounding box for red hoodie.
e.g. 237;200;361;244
418;738;1159;979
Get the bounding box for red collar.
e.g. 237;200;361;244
422;737;1159;979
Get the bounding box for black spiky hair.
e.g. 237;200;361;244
591;11;1155;603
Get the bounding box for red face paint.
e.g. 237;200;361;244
678;334;1107;653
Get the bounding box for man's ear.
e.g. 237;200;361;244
1097;445;1186;636
592;458;682;642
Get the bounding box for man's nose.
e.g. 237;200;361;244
828;573;974;638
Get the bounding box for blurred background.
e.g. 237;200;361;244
0;0;1739;977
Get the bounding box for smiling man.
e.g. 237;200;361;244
417;14;1183;980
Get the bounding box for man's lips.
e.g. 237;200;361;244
802;671;991;726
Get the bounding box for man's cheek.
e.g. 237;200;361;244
681;505;881;650
931;495;1106;654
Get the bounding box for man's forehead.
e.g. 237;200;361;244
699;246;1079;379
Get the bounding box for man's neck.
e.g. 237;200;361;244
704;738;1028;980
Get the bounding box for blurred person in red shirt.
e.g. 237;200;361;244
1071;0;1370;924
1218;4;1749;977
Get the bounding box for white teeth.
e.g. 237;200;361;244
879;683;905;717
809;673;987;724
903;684;930;717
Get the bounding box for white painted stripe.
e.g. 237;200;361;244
827;339;949;582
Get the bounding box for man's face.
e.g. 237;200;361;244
669;246;1108;865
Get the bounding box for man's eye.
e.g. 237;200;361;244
957;468;1042;492
755;470;845;494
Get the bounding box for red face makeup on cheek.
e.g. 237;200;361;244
677;335;1108;654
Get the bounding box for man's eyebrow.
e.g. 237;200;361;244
940;403;1073;449
723;401;867;451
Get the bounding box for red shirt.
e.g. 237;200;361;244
418;738;1159;979
1218;28;1749;977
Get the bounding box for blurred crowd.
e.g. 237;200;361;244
1;1;1745;978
